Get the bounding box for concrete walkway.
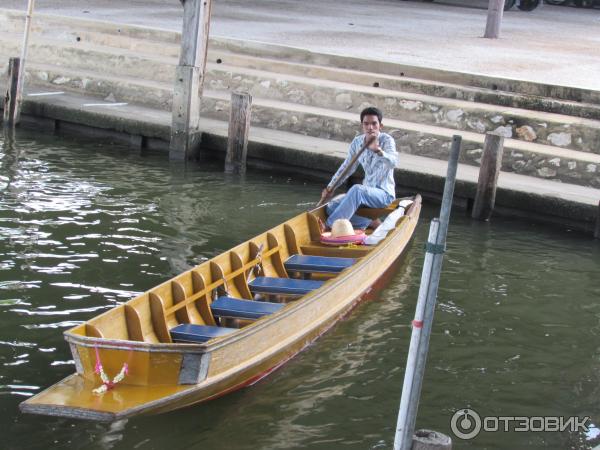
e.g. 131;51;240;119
3;0;600;91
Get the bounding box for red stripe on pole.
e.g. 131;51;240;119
412;320;423;328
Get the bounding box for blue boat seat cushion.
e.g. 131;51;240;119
170;324;236;344
284;254;356;274
211;296;284;320
249;277;324;296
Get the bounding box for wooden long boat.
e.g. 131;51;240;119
20;196;421;421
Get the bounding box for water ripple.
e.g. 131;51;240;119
0;281;41;290
0;340;36;348
23;320;84;329
10;305;109;316
1;132;599;450
50;282;140;298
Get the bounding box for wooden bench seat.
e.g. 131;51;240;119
284;254;356;274
170;324;236;344
210;296;284;320
248;277;324;296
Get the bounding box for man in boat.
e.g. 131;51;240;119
321;106;398;230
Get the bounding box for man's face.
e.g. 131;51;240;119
362;114;382;138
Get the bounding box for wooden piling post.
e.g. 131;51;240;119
169;0;212;161
484;0;506;39
594;201;600;239
225;92;252;174
11;0;36;124
3;58;21;126
472;133;504;221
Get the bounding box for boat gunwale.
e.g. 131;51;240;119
63;334;207;352
63;197;421;353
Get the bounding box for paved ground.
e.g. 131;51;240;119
3;0;600;91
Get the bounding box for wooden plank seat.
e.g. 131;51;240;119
248;277;324;296
210;296;284;320
284;254;356;274
170;324;236;344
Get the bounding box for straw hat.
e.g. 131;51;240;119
330;219;355;238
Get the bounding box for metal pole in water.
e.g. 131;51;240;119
394;219;440;447
405;135;461;440
14;0;36;123
394;135;462;450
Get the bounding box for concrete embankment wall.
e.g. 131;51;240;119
0;9;599;234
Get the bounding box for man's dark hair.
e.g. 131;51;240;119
360;106;383;124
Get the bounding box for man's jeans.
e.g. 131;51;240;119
325;184;394;229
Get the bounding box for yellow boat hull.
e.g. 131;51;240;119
21;197;421;420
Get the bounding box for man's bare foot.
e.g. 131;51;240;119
368;218;382;229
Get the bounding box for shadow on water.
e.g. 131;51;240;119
1;129;600;449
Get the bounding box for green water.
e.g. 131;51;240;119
1;129;599;450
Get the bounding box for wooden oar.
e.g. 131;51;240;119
316;135;376;207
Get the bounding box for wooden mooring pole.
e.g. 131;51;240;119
3;58;21;126
14;0;36;124
393;136;462;450
169;0;212;161
472;133;504;221
484;0;506;39
4;0;35;126
225;91;252;174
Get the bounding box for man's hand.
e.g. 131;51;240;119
369;146;384;156
316;186;333;207
365;135;382;155
368;143;384;156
